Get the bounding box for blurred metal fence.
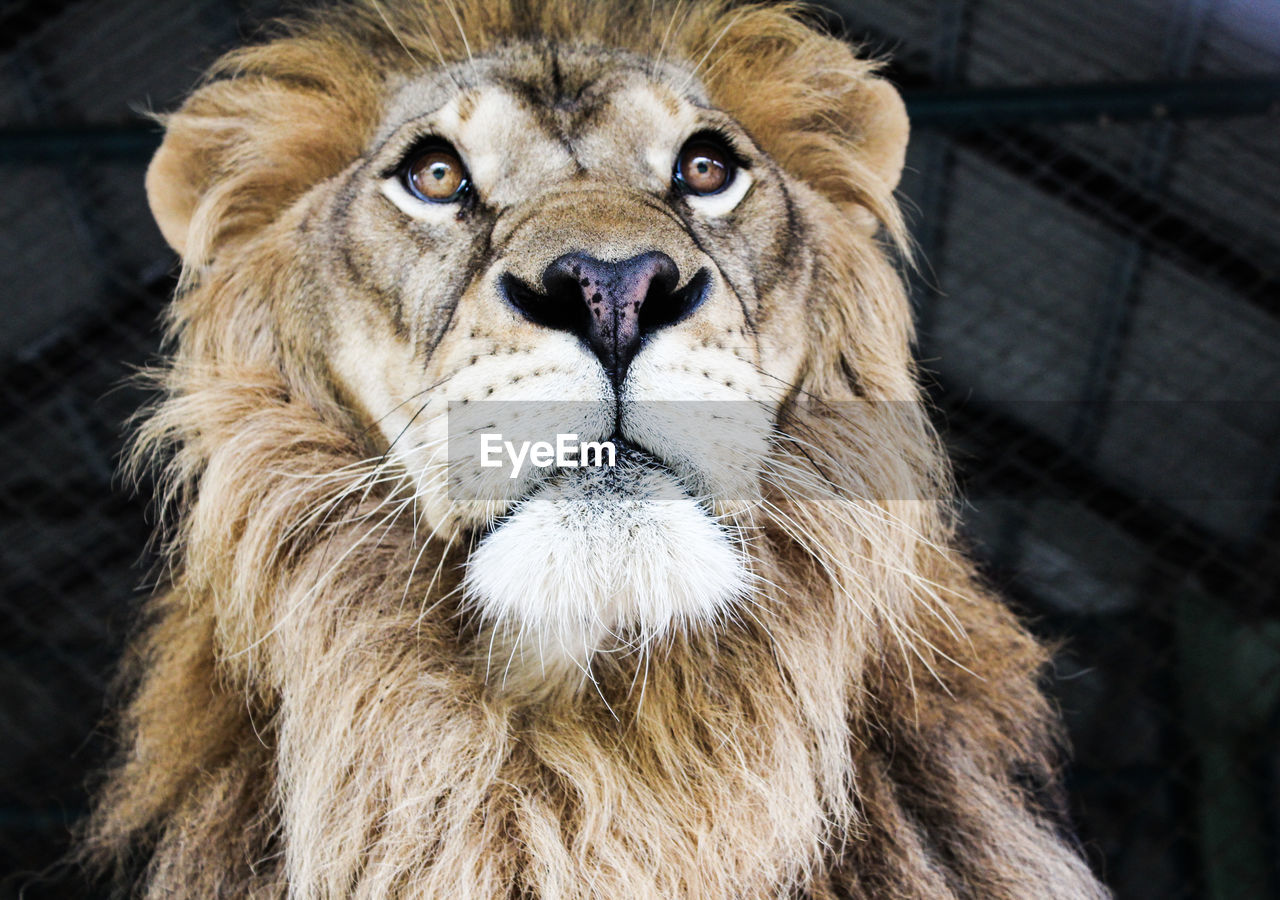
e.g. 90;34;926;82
1;0;1278;897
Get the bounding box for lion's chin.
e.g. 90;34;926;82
462;457;752;683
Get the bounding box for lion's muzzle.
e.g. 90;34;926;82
499;250;711;385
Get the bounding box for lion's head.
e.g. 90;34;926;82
145;0;917;680
82;2;1108;897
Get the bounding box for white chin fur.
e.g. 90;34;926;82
463;458;752;682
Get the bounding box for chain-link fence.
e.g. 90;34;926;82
861;2;1280;896
2;0;1278;897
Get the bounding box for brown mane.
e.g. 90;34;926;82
80;2;1107;896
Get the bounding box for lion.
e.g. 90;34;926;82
80;1;1109;897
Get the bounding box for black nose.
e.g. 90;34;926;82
499;251;710;383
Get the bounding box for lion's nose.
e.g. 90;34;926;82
500;251;710;383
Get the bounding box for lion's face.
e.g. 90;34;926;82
290;45;816;666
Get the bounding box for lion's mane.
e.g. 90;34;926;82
80;2;1107;897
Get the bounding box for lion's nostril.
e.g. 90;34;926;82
498;251;709;384
637;268;708;338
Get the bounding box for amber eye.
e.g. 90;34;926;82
403;144;470;203
675;137;734;195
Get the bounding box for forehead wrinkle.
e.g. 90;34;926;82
493;77;581;162
496;47;705;165
488;71;609;172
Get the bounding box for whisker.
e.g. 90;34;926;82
678;10;746;94
369;0;427;74
441;0;476;77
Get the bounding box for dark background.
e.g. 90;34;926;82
1;0;1278;897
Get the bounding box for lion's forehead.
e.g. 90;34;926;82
377;47;706;205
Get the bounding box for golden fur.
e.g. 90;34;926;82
80;1;1108;897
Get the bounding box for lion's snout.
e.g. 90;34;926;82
499;250;709;384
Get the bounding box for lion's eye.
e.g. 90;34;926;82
675;138;734;196
403;144;470;203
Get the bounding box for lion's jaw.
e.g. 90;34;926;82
308;45;810;678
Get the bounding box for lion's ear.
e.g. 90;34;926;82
146;115;212;257
704;18;910;230
144;81;281;264
144;67;378;265
848;77;909;194
143;79;306;265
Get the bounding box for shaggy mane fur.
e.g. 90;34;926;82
79;2;1108;897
